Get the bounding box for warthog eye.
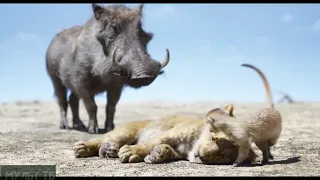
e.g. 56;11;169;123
110;23;120;35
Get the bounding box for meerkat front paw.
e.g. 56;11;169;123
144;144;172;164
118;145;144;163
99;142;120;158
260;158;270;165
73;141;93;158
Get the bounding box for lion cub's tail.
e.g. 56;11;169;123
241;64;274;109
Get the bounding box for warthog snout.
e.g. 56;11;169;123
111;48;170;83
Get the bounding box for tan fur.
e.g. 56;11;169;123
73;115;257;164
206;64;282;167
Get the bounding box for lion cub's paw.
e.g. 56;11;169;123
73;141;91;158
144;144;171;164
118;145;143;163
99;142;120;158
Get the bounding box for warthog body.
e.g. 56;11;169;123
45;4;170;134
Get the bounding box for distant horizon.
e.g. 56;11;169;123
1;96;318;104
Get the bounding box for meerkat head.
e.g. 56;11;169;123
206;104;235;133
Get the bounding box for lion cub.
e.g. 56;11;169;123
206;64;282;167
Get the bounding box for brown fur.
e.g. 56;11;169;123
73;115;258;164
206;64;282;167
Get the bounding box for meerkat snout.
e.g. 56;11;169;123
206;105;235;134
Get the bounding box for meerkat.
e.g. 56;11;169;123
206;63;282;167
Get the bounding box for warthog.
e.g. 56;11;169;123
45;3;170;134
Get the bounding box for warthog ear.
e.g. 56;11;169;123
92;3;105;21
135;4;143;16
137;4;143;11
224;104;234;117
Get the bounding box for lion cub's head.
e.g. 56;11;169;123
188;119;257;165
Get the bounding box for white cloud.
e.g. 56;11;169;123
226;45;237;55
195;39;213;53
157;5;176;15
280;13;294;24
215;54;245;64
0;32;42;59
313;18;320;31
255;36;269;47
148;5;177;21
15;32;39;41
0;32;40;47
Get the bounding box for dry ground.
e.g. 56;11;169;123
0;100;320;176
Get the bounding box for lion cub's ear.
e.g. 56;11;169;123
224;104;234;117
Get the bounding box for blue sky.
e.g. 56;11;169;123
0;3;319;103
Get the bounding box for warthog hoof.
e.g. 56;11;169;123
60;118;70;129
88;124;99;134
105;124;115;133
72;119;86;131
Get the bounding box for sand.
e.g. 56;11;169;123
0;100;319;176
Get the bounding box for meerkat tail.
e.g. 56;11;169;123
241;64;274;109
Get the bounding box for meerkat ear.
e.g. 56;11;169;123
224;104;234;117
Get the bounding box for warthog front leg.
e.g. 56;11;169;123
53;80;69;129
69;92;86;131
81;94;99;134
105;83;123;133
